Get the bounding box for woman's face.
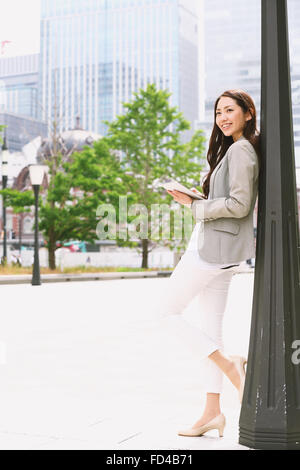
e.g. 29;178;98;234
215;96;252;142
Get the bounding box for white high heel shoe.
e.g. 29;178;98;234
229;355;247;404
177;413;226;437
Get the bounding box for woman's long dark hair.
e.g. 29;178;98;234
202;89;261;199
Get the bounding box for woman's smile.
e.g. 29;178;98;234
216;96;252;141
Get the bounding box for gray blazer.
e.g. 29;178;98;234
191;135;259;264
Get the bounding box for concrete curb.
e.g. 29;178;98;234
0;267;254;285
0;270;172;285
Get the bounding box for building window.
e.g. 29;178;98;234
23;217;33;234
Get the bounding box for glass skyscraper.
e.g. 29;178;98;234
39;0;201;140
0;54;47;152
0;54;39;119
0;112;47;152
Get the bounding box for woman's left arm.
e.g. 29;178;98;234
190;141;259;222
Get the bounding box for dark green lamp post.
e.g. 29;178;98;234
29;164;47;286
239;0;300;450
1;135;8;265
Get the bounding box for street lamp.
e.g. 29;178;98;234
29;164;47;286
1;135;8;265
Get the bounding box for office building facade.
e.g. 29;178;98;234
39;0;201;140
0;112;47;152
0;54;47;151
0;54;40;119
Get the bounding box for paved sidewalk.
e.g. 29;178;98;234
0;273;254;450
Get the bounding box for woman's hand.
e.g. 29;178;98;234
167;190;193;205
190;188;205;199
190;187;201;195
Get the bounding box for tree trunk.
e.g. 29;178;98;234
141;238;148;269
48;230;56;270
18;213;23;254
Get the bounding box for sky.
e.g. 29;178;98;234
0;0;40;57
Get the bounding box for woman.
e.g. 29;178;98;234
163;89;260;437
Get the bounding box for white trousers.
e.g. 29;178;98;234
156;250;238;394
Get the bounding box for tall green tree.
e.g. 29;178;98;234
104;83;206;268
0;189;34;211
39;139;126;269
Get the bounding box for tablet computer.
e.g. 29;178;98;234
159;178;204;200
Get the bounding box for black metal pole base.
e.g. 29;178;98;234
240;427;300;450
238;0;300;450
